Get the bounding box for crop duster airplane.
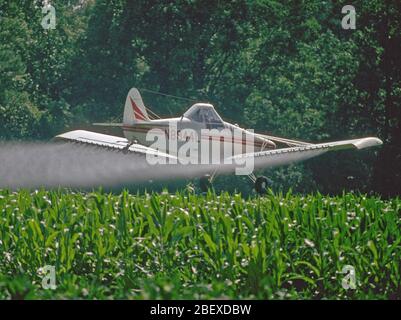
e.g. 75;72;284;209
55;88;383;193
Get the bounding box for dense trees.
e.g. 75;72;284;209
0;0;87;138
0;0;399;196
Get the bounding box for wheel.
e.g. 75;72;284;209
199;174;212;192
254;176;271;195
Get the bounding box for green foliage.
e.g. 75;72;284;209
0;0;399;194
0;189;400;299
0;0;86;139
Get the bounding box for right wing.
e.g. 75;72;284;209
53;130;177;160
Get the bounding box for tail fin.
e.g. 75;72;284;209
123;88;150;125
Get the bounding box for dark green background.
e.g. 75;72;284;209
0;0;400;196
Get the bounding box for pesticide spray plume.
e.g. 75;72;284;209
0;142;220;189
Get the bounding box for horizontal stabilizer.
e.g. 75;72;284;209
92;123;124;127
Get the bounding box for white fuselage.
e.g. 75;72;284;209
122;117;275;161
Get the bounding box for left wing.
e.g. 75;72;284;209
229;137;383;171
255;133;311;147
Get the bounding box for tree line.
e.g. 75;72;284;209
0;0;400;196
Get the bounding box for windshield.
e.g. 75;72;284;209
189;106;224;128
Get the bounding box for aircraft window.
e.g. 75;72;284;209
203;109;224;129
202;109;219;122
191;109;203;122
189;108;222;127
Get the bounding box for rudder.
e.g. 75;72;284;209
123;88;150;125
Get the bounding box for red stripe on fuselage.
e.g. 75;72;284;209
123;126;266;147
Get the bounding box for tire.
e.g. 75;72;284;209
254;176;271;195
199;175;212;192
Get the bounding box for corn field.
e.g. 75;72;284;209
0;189;400;299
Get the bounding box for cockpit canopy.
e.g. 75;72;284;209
184;103;224;129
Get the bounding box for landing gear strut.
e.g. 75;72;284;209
122;140;137;154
